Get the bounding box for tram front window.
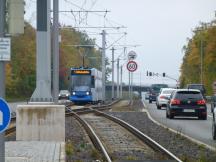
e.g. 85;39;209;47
71;75;91;91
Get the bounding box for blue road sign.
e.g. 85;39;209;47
0;98;11;133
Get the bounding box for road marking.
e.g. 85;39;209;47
141;100;216;152
208;115;213;118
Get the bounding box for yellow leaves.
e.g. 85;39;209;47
180;25;216;95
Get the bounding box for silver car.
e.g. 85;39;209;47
156;88;176;109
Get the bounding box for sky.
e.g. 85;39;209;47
25;0;216;86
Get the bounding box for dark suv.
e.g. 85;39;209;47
166;89;207;120
211;96;216;140
149;84;168;103
186;84;206;97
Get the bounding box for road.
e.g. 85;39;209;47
142;97;216;148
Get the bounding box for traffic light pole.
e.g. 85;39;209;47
0;0;6;161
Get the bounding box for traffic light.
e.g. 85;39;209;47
149;72;152;76
162;73;166;77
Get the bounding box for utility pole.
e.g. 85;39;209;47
111;47;115;100
30;0;53;102
117;58;120;98
53;0;59;103
120;65;123;98
102;30;106;101
0;0;6;161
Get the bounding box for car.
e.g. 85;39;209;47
166;89;207;120
156;88;176;109
211;95;216;140
210;95;216;113
186;84;206;97
58;90;70;100
149;84;169;103
212;107;216;140
144;91;150;100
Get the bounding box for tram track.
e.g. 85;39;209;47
66;106;182;162
5;100;117;138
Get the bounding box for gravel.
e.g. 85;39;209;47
65;115;104;162
108;99;216;162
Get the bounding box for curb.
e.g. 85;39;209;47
60;142;65;162
141;100;216;152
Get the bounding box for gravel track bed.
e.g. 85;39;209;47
108;99;216;162
66;116;103;162
83;114;166;161
5;132;16;141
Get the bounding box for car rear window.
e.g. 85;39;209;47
188;85;204;91
174;91;202;100
162;90;174;94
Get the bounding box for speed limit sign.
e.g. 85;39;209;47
127;61;137;72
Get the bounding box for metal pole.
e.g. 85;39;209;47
53;0;59;103
120;65;123;98
117;58;120;98
131;72;133;102
128;71;130;100
200;39;203;84
111;47;115;100
0;0;6;161
102;30;106;101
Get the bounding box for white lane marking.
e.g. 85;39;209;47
141;99;216;152
208;115;213;118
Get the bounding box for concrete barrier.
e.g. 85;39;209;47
16;104;65;141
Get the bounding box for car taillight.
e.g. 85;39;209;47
160;96;165;99
170;99;180;105
197;99;206;105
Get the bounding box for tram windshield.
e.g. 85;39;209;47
71;75;91;91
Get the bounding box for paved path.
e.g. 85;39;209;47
6;141;65;162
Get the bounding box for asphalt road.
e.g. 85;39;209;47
142;97;216;148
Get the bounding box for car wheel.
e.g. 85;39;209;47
157;105;161;109
202;115;207;120
169;111;174;119
198;115;207;120
212;120;216;140
166;110;169;118
149;100;152;103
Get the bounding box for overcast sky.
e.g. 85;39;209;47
25;0;216;86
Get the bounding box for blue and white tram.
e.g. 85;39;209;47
69;67;103;104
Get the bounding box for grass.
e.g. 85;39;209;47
90;148;101;159
126;156;138;160
65;142;74;156
5;96;29;102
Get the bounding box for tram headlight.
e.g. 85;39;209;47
86;92;90;95
72;92;76;95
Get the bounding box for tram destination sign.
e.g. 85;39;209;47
0;38;11;61
71;70;91;75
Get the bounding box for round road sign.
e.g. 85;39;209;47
127;61;138;72
0;98;11;133
128;50;137;60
